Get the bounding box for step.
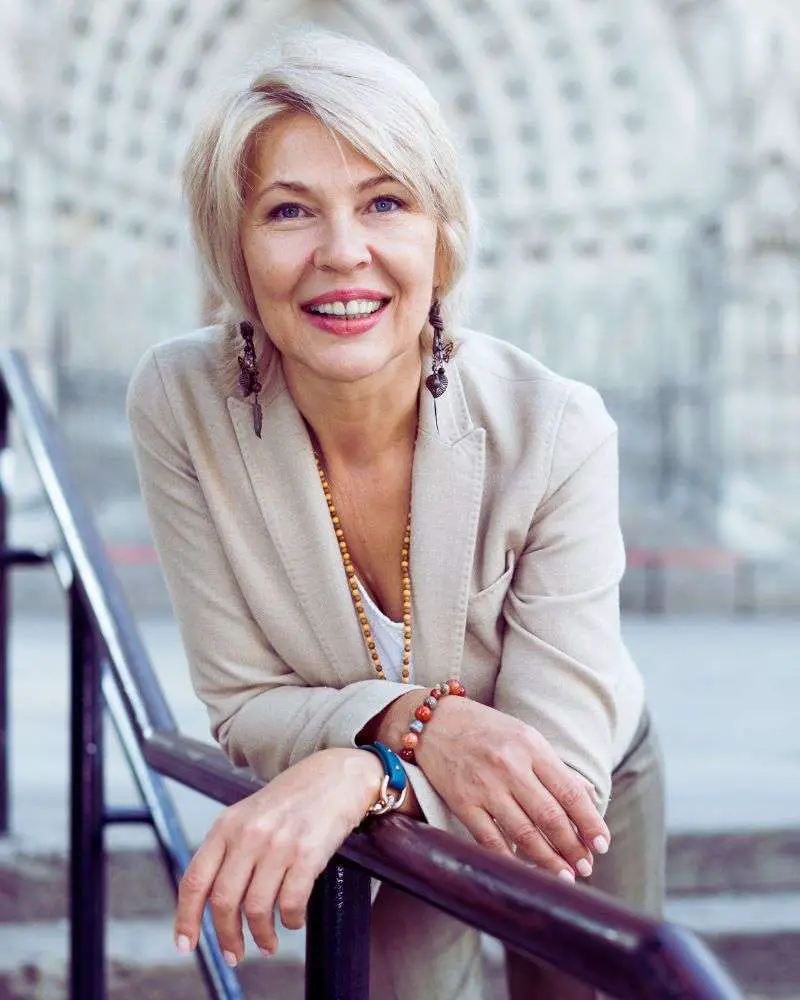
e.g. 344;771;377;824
0;917;797;999
2;837;800;999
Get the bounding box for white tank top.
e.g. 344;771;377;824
357;578;415;683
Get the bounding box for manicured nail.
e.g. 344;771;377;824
259;947;273;958
223;951;238;968
576;858;593;878
558;869;575;884
593;836;609;855
176;934;192;956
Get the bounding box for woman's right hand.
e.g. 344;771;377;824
173;747;388;964
379;693;609;881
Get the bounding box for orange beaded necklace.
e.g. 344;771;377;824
315;455;412;684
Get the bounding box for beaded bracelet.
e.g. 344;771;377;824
400;678;466;764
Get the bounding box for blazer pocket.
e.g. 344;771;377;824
466;551;516;666
468;550;516;619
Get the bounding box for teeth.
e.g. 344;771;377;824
308;299;384;317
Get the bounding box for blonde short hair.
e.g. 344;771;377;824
182;28;474;340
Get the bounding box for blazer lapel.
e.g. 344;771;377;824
228;350;486;692
227;361;371;686
410;360;486;690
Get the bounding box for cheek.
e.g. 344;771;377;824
242;233;308;299
391;230;438;295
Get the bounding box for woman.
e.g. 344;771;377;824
127;29;664;1000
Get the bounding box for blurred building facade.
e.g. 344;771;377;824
0;0;798;575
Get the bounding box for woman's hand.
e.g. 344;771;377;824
375;692;609;881
174;748;386;965
420;697;609;879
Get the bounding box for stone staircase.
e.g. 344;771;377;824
1;830;800;999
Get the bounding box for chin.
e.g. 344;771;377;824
307;341;413;384
316;358;394;384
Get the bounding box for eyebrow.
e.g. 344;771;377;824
255;172;399;200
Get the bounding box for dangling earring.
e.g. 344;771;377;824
237;320;263;438
425;299;452;431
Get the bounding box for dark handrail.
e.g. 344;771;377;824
0;350;243;1000
0;348;745;1000
0;349;175;740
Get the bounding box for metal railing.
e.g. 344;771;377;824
0;348;744;1000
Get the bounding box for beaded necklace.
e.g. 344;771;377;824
315;455;412;684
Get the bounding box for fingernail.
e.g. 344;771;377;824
593;836;609;855
259;947;273;958
223;951;238;968
576;858;593;878
557;869;575;884
176;934;192;956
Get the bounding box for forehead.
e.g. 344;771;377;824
249;112;383;188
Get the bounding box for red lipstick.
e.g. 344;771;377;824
301;288;391;337
302;288;390;307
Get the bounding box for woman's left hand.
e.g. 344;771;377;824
174;748;385;965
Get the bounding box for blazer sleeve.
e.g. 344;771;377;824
126;349;462;836
492;382;628;814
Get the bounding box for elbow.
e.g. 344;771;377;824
212;712;247;768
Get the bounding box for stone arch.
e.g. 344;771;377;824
13;0;704;373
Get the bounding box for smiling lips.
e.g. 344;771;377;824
301;288;390;336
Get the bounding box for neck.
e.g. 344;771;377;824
284;352;422;468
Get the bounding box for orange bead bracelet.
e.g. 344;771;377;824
399;679;467;764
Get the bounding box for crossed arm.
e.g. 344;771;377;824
174;695;611;965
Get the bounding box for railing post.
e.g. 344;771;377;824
305;857;372;1000
69;581;106;1000
0;379;9;836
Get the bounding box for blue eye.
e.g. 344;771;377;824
373;196;401;213
271;203;304;220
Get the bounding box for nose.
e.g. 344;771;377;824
312;214;371;273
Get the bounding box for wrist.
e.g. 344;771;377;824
414;694;457;762
360;742;409;816
375;690;429;750
400;680;466;765
342;748;385;812
355;741;422;819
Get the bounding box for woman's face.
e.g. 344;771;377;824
240;113;440;387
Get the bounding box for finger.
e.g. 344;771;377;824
492;797;577;882
458;805;517;860
513;783;595;877
529;754;611;854
546;772;611;856
277;842;329;932
209;850;257;965
175;837;227;953
242;860;287;955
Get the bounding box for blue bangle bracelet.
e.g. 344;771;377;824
361;741;408;815
362;741;407;793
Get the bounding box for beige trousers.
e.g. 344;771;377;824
370;712;666;1000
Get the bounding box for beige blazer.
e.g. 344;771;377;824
127;325;644;832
